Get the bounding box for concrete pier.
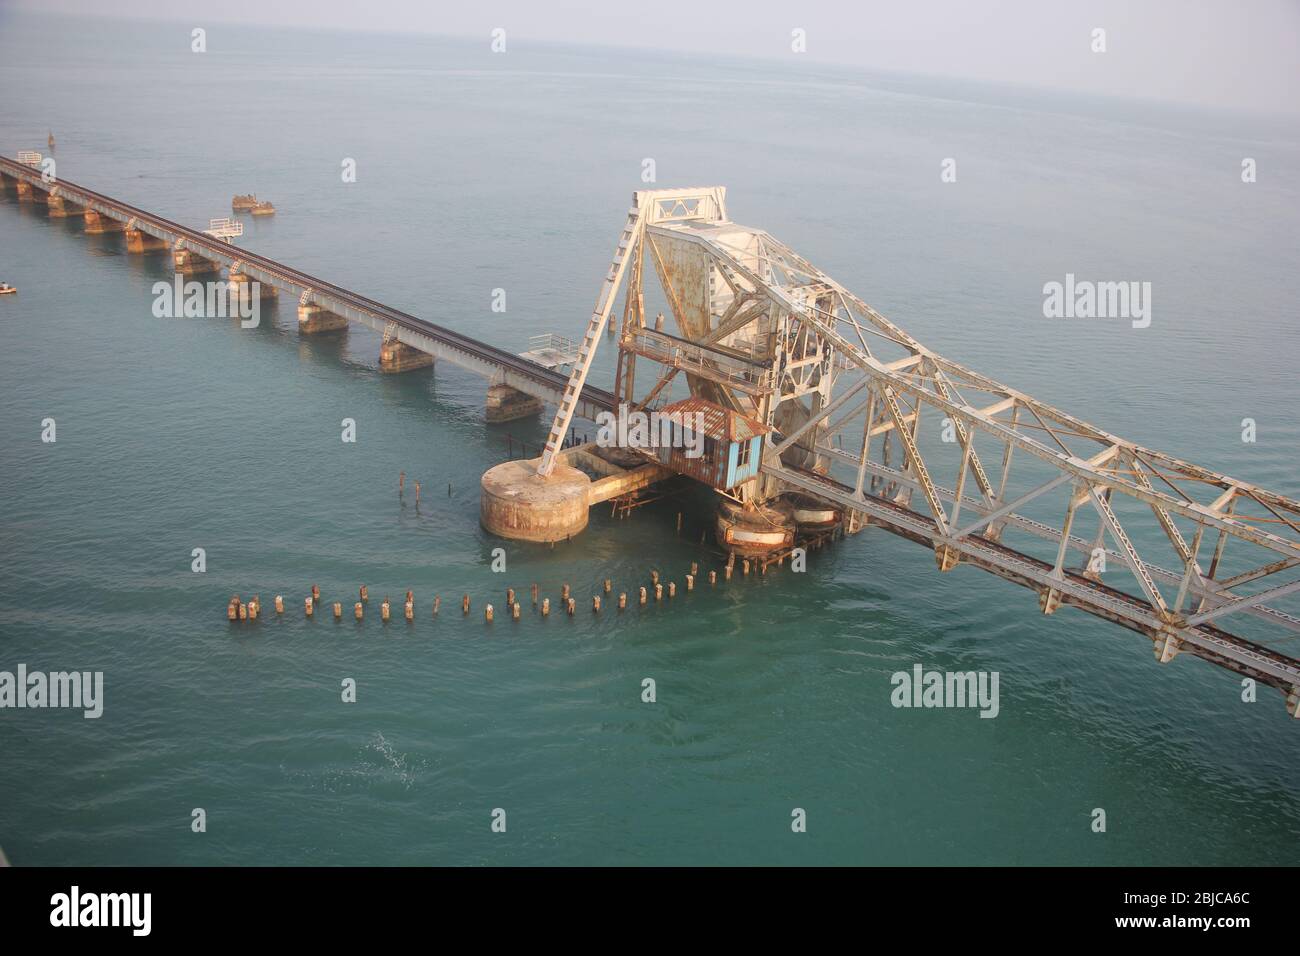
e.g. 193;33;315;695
173;247;217;274
379;338;434;373
481;457;590;542
485;383;543;423
125;227;168;252
47;193;80;217
297;302;348;334
15;180;35;202
228;270;276;307
479;446;672;543
84;209;124;234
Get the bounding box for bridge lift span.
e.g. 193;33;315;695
505;186;1300;718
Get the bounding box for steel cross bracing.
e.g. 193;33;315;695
560;187;1300;717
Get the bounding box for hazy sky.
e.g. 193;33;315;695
9;0;1300;115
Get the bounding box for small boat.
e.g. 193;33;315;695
250;200;276;217
231;193;258;211
0;283;16;295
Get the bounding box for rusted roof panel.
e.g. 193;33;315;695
661;396;768;442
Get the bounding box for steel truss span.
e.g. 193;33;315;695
540;187;1300;719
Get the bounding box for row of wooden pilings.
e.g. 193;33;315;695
224;558;777;626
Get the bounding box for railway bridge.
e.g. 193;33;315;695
5;156;1299;719
0;154;615;424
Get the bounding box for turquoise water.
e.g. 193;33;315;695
1;12;1299;865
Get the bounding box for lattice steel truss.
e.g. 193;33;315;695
543;188;1300;716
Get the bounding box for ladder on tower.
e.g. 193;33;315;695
536;202;645;477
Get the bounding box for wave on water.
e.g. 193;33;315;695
278;732;425;793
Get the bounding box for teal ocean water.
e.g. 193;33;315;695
2;12;1299;865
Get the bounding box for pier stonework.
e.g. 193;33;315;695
227;271;276;307
83;209;124;234
124;227;168;252
378;339;435;373
15;180;35;202
485;383;544;423
173;247;217;274
480;457;590;543
46;193;81;218
297;302;348;334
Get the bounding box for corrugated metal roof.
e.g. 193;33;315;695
661;397;768;442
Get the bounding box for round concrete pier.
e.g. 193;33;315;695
480;457;591;542
778;492;843;532
715;497;795;557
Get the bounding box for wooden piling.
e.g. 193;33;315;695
603;578;611;593
686;574;694;591
275;595;284;614
655;583;663;601
333;601;342;619
531;583;538;605
512;602;521;620
405;601;414;621
618;592;627;610
506;587;515;607
359;585;369;602
433;595;441;616
651;569;660;585
311;584;321;601
305;596;314;617
354;602;363;621
639;587;647;605
567;597;576;616
668;582;676;598
462;594;470;614
542;598;551;616
709;570;717;585
593;595;601;612
485;604;494;623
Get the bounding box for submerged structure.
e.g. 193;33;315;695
481;186;1300;714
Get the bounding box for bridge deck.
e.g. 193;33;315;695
0;157;616;421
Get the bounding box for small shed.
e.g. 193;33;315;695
657;397;768;491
